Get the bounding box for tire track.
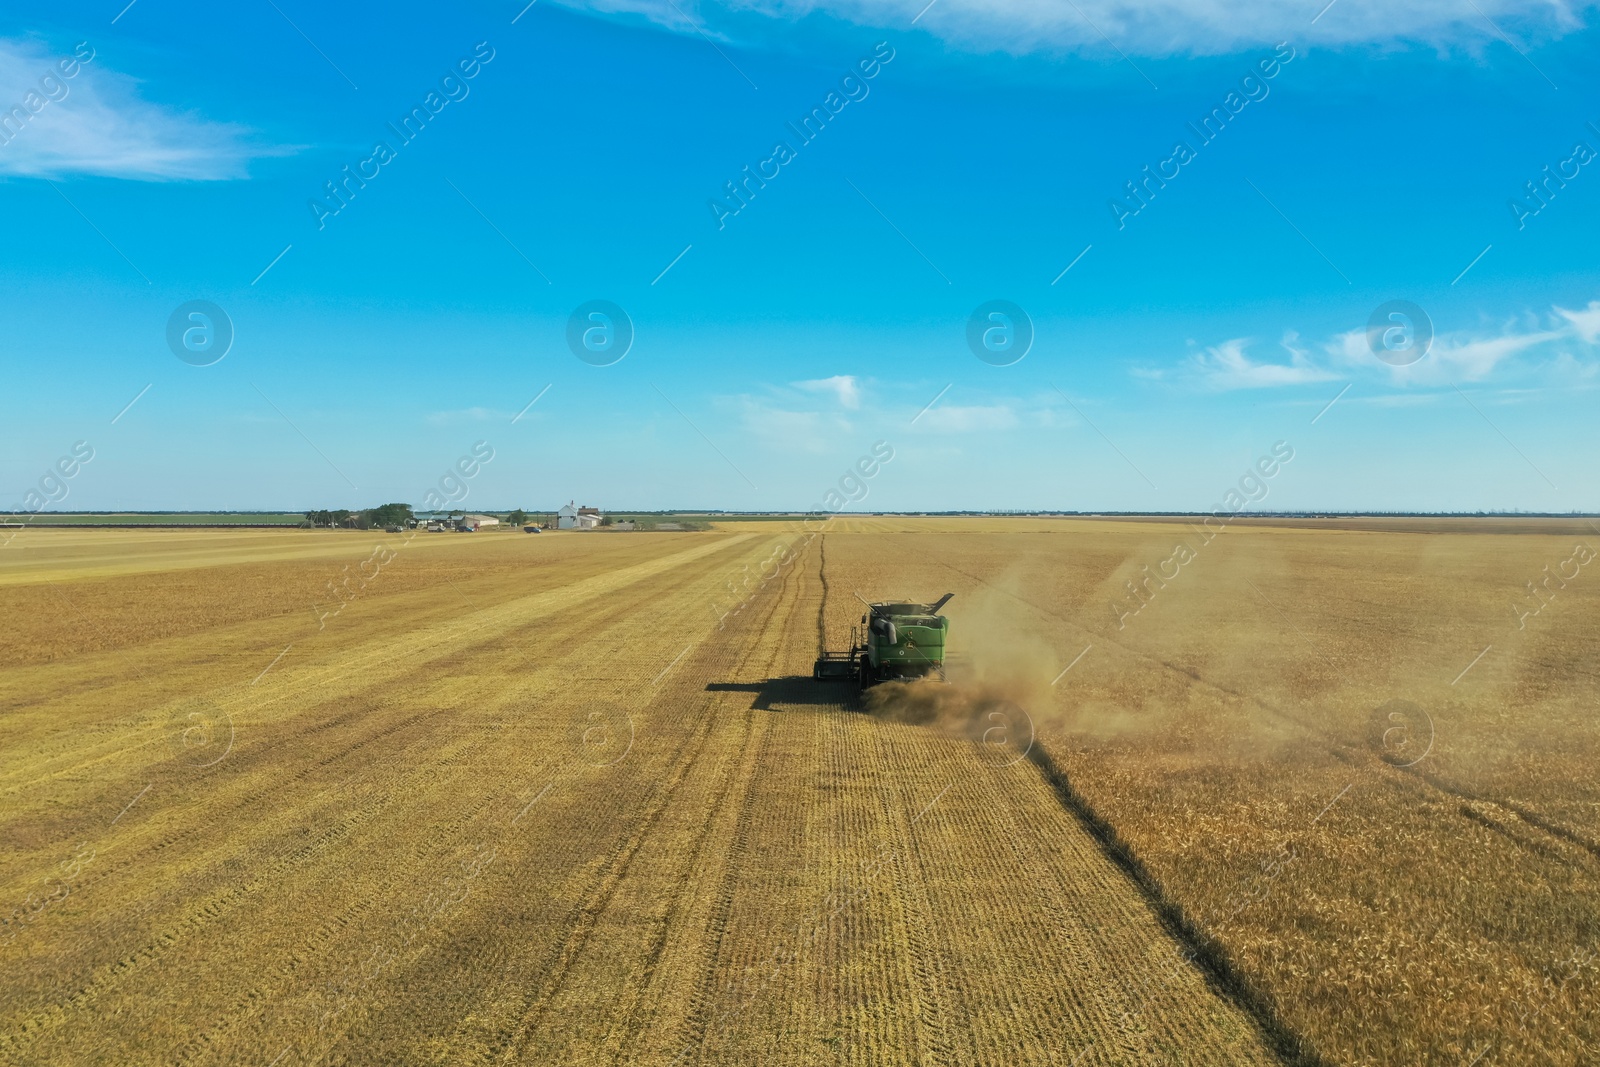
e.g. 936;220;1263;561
666;551;814;1066
487;543;799;1064
196;538;794;1067
0;536;779;1065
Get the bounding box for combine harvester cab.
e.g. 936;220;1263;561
814;593;953;688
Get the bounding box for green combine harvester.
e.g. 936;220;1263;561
813;593;954;687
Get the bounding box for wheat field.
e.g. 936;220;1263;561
1;520;1595;1065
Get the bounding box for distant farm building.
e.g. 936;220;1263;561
557;502;603;529
459;514;500;531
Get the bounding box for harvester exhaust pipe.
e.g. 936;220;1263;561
927;593;954;614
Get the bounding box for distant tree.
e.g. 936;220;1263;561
508;509;528;526
366;502;413;529
600;515;613;526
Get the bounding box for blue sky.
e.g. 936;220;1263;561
2;0;1598;513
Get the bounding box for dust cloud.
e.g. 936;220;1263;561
863;570;1057;749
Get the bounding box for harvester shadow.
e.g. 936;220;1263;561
1023;742;1328;1067
705;677;858;711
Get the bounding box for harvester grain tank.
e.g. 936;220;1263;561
813;593;953;687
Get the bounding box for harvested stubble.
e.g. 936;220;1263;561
2;524;1279;1066
5;517;1592;1066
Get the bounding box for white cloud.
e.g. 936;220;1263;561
1556;300;1600;344
795;374;861;409
552;0;1593;56
1191;305;1600;391
1551;350;1600;380
1420;329;1561;383
0;38;266;180
1190;337;1341;389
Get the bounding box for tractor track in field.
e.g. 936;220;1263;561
815;533;831;656
859;723;961;1066
663;709;772;1065
246;537;803;1064
670;545;891;1067
958;748;1170;1063
0;537;760;796
595;704;767;1066
0;779;490;1065
299;534;802;1064
660;622;789;1064
1;537;786;1066
1;599;619;949
169;780;512;1067
0;537;757;866
0;616;609;1066
488;547;799;1065
487;722;712;1066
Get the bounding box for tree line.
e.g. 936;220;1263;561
302;505;538;529
302;503;415;529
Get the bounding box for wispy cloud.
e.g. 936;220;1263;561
1188;302;1600;391
1190;337;1341;389
0;38;273;180
1408;329;1563;383
1556;300;1600;344
551;0;1593;56
794;374;862;409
